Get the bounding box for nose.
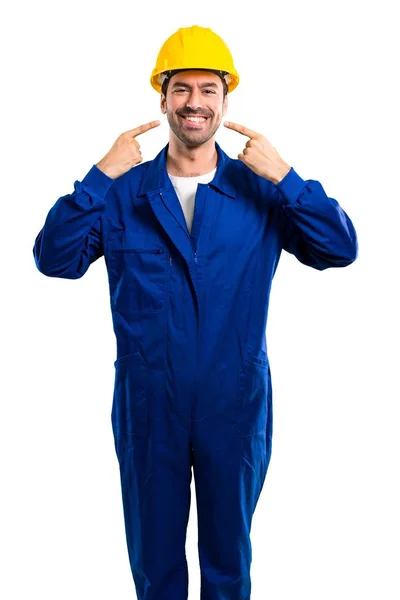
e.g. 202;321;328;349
186;88;203;111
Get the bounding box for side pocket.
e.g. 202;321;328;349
111;351;148;442
236;355;271;437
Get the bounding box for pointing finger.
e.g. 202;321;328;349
128;120;161;138
224;121;260;139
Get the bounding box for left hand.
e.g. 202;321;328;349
224;121;291;184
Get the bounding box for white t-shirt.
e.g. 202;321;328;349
168;168;217;234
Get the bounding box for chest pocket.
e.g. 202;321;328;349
107;231;168;313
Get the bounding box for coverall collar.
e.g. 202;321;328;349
137;141;236;198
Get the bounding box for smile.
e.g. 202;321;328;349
179;115;209;128
182;116;208;122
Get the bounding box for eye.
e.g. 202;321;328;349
173;88;216;94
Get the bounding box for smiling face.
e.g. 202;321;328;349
160;70;228;147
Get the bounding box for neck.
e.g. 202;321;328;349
167;134;218;177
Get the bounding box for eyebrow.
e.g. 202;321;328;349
171;81;219;89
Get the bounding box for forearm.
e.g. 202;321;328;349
33;165;114;278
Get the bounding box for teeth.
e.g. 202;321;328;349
185;116;206;122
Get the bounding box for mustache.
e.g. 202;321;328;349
177;109;212;118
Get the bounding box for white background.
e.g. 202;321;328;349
1;0;399;598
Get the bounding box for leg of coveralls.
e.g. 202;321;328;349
115;407;192;600
192;417;270;600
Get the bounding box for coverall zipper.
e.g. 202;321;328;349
160;190;199;423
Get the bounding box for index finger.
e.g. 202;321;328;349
129;120;161;137
224;121;260;139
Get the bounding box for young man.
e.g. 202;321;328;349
33;25;358;600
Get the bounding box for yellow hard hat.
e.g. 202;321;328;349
150;25;239;94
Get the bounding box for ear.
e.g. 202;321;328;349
160;94;166;115
222;94;228;117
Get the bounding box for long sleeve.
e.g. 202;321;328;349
33;165;115;279
272;167;358;270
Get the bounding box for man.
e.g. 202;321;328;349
33;24;358;600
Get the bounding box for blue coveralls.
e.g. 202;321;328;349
33;141;358;600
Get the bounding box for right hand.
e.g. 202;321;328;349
96;120;161;179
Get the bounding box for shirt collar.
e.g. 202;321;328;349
137;141;236;198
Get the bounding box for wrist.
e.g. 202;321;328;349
95;160;118;180
269;163;291;185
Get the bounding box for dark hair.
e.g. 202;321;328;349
161;69;228;98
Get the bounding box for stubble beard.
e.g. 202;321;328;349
166;110;220;148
